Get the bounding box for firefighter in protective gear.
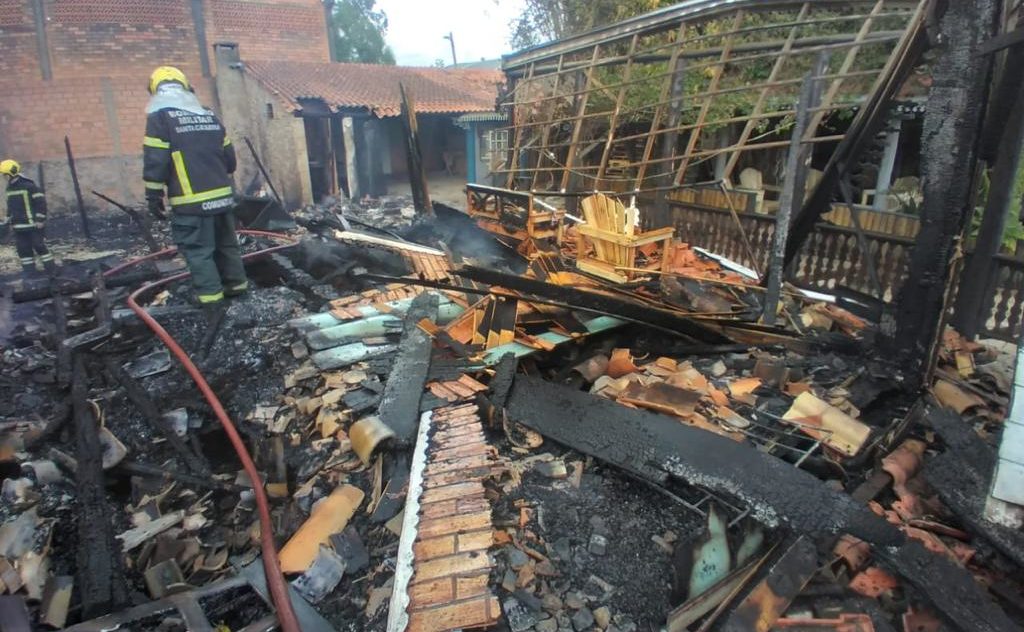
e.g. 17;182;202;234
1;159;56;277
143;66;247;314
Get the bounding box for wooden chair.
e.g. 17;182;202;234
575;194;675;283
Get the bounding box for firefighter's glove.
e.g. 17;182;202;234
148;197;168;221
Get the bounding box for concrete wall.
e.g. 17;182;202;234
0;0;329;212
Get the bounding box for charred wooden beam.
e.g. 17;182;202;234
64;136;91;239
893;0;1000;380
506;375;1018;632
720;536;818;631
952;41;1024;339
378;292;437;446
103;358;211;475
399;84;433;217
357;272;717;341
923;404;1024;568
71;355;129;618
13;270;159;303
782;7;929;270
456;265;731;343
91;190;161;253
764;53;828;324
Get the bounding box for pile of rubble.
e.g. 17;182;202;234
0;194;1022;632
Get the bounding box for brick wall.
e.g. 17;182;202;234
0;0;328;212
207;0;329;63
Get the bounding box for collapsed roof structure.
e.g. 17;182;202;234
1;1;1024;632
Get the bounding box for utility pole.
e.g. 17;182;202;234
443;32;457;66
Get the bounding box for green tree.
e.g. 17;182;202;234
510;0;671;50
329;0;396;64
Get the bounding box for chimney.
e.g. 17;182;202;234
213;42;242;70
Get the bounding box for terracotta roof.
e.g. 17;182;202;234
245;61;503;118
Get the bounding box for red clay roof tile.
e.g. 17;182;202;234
245;61;503;117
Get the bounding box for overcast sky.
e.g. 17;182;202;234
376;0;525;67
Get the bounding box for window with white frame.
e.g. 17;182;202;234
483;128;509;167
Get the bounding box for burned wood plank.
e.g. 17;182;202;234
103;358;210;475
506;376;1018;632
893;0;999;379
924;405;1024;568
399;84;433;217
378;292;438;447
764;53;827;324
489;353;517;409
71;355;128;618
952;38;1024;339
14;270;159;303
370;452;410;524
456;265;730;343
720;536;818;632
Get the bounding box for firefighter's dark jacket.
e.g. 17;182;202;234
4;175;47;230
143;106;237;215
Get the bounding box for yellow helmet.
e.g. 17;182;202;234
148;66;190;94
0;159;20;178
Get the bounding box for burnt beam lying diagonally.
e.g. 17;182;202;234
505;375;1019;632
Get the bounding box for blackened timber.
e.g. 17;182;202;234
764;54;827;324
244;137;283;206
783;9;928;271
924;405;1024;568
357;272;713;339
456;265;730;343
489;353;517;409
894;0;999;379
14;270;159;303
720;536;818;632
477;353;517;428
506;376;1019;632
64;136;91;239
91;190;161;253
369;453;410;523
952;41;1024;339
113;461;244;493
508;375;896;539
978;27;1024;56
378;292;437;446
71;355;128;618
103;358;211;476
399;84;433;216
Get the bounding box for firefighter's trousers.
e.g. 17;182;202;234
170;212;248;304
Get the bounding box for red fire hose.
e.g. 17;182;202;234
104;230;302;632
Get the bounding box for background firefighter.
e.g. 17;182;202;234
142;66;248;327
0;159;55;278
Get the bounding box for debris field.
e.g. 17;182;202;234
2;0;1024;630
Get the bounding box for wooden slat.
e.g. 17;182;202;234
673;10;745;186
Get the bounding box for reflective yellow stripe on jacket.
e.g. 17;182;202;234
144;136;171;149
168;150;231;205
6;190;32;225
169;187;234;206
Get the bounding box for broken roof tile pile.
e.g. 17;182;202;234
246;61;504;117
